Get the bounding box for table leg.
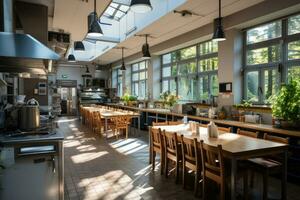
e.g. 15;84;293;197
138;115;141;130
149;127;152;164
231;158;237;200
282;150;287;200
105;117;108;139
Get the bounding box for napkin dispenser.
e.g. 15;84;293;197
208;121;218;138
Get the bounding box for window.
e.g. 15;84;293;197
112;68;123;97
131;61;148;99
161;41;219;102
103;2;130;21
244;13;300;104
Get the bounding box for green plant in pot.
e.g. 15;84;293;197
160;91;179;110
121;92;137;106
271;78;300;129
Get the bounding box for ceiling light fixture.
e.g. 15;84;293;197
120;47;126;71
87;0;103;37
142;34;151;59
212;0;226;42
74;41;85;51
130;0;152;13
68;54;76;62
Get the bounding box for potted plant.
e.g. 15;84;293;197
121;92;137;106
271;78;300;129
160;91;179;110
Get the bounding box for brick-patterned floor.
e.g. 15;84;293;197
59;117;299;200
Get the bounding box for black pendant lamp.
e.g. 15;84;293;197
142;35;151;59
68;54;76;62
212;0;226;41
74;41;85;51
130;0;152;13
87;0;103;37
120;47;126;71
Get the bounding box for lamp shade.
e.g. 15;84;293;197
68;54;76;62
87;12;103;38
142;43;151;59
120;61;126;71
130;0;152;13
212;18;226;41
74;41;85;51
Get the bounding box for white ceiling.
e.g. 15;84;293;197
97;0;265;65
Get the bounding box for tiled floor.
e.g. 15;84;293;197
59;117;299;200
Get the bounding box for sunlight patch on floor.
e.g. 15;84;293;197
109;139;148;155
71;151;108;164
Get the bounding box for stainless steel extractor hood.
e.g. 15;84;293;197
0;0;60;75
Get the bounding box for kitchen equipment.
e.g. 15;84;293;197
0;139;64;200
16;95;26;104
19;99;40;130
244;114;261;124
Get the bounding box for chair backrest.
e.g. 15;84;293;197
150;127;162;148
152;121;168;126
237;128;259;138
112;116;131;127
199;140;225;184
168;121;183;125
218;126;232;134
263;133;289;144
180;135;197;165
163;131;179;155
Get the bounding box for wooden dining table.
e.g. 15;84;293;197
151;124;288;200
82;107;141;138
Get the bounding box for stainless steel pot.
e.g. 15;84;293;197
19;99;40;130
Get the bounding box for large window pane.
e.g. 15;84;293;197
180;46;196;60
211;74;219;96
264;69;278;103
246;71;259;102
247;45;281;65
247;21;281;44
140;71;146;80
170;79;177;95
162;80;169;92
178;62;196;75
140;61;146;69
171;65;177;76
132;64;139;71
288;66;300;81
140;80;146;99
132;73;139;81
162;66;171;77
199;76;209;101
199;41;218;55
162;54;171;64
288;40;300;60
199;57;218;72
288;14;300;35
132;82;139;96
178;77;197;101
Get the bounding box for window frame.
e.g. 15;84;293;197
161;40;219;102
243;12;300;105
131;60;148;99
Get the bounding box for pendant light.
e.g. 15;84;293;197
212;0;226;41
68;54;76;62
130;0;152;13
87;0;103;37
74;41;85;51
120;47;126;71
142;34;151;59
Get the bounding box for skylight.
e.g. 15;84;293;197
103;2;130;21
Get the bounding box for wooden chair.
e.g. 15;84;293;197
168;121;183;125
162;131;181;183
217;127;232;134
237;128;259;138
180;136;202;196
248;133;289;200
152;121;168;126
149;127;164;174
199;140;225;200
111;116;132;139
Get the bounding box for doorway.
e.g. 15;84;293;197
58;87;77;115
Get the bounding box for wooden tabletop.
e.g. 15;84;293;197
82;107;140;118
153;124;288;159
